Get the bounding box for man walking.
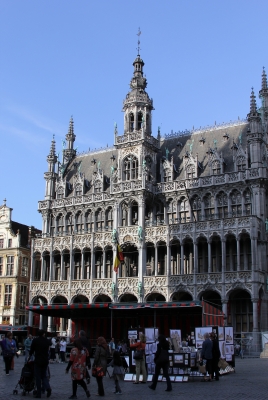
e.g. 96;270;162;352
29;329;52;398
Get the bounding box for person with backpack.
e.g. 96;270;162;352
107;350;125;394
130;333;147;384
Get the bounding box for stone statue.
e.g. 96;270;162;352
138;281;143;296
112;229;117;242
111;282;116;296
165;148;169;160
138;226;143;241
265;219;268;232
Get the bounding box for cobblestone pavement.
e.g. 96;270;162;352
0;356;267;400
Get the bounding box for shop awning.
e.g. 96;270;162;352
0;325;28;332
26;303;110;318
109;301;201;309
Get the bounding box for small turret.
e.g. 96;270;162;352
44;136;58;200
259;67;268;123
63;116;76;161
247;88;263;168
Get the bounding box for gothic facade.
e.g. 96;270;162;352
29;53;268;336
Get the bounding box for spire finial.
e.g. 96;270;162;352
68;115;74;136
3;198;6;206
250;87;257;113
262;67;267;90
137;27;141;55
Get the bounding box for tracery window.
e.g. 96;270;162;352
85;210;93;232
164;168;172;182
95;208;104;231
123;156;138;181
121;203;128;226
237;156;246;171
57;214;64;235
66;213;74;234
57;187;64;199
204;194;215;220
105;207;113;230
50;215;55;236
94;180;102;193
138;112;143;130
186;164;195;179
167;200;177;223
231;190;242;217
75;185;83;196
244;189;251;216
178;197;190;223
75;211;83;233
212;160;221;175
156;203;164;225
191;195;201;221
216;192;228;219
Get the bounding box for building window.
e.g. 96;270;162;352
129;113;134;132
57;188;64;199
137;112;143;130
2;316;10;325
75;212;83;233
85;210;93;232
167;201;177;223
0;257;3;276
105;207;113;230
95;209;104;231
4;285;12;306
22;257;28;277
237;156;246;171
75;185;83;196
212;160;221;175
186;164;195;179
231;190;242;217
163;168;172;182
20;285;27;309
6;256;14;275
244;189;251;216
0;238;3;248
34;259;41;281
8;239;12;248
94;180;102;193
192;195;202;221
204;194;215;220
66;213;74;234
57;214;64;235
123;156;138;181
178;197;189;223
217;192;228;219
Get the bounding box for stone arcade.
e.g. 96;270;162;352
28;51;268;338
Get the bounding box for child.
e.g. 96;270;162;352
108;350;125;395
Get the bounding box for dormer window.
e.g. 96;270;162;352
237;156;246;171
75;185;83;196
95;180;102;193
212;160;221;175
57;187;64;199
187;165;195;179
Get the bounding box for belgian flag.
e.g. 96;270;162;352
113;243;124;273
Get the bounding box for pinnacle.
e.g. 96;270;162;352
262;67;267;90
250;87;257;113
68;116;74;136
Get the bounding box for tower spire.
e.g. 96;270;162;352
250;87;257;114
262;67;267;90
64;116;76;161
137;27;141;56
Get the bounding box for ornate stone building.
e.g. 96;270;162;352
29;52;268;337
0;200;41;326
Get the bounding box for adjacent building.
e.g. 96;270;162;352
28;51;268;338
0;200;41;326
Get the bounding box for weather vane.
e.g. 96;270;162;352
137;27;141;55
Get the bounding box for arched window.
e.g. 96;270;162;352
138;112;143;130
167;200;177;223
164;168;172;182
216;192;228;219
231;190;242;217
57;214;64;235
85;210;93;232
123;156;138;181
66;213;74;235
50;215;55;236
95;208;104;231
244;189;251;216
129;113;134;132
75;211;83;233
121;203;128;226
178;197;189;223
105;207;113;230
204;194;215;220
191;195;201;221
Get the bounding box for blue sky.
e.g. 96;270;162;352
0;0;267;229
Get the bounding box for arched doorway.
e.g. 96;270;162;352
228;290;253;332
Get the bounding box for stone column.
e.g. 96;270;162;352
221;239;226;282
208;240;212;274
81;251;85;280
47;316;53;332
252;298;259;332
138;198;145;229
28;311;33;327
154;244;158;276
222;300;228;326
39;314;43;330
41;255;45;281
236;237;240;272
180;243;184;275
193;241;198;274
102;250;106;278
67;318;72;337
166;243;171;276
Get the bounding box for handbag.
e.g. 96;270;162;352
155;348;169;365
218;359;228;369
92;366;104;378
133;349;144;360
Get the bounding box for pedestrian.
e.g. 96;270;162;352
79;330;91;383
60;337;67;363
210;332;221;381
109;337;116;355
130;333;147;384
0;332;18;375
93;336;108;396
107;350;125;394
24;334;33;363
200;332;213;382
65;338;90;399
49;335;57;363
55;338;60;363
29;329;52;398
149;334;172;392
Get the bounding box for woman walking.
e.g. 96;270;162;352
130;333;147;384
149;334;172;392
65;339;90;399
93;337;108;397
0;332;18;375
107;350;125;394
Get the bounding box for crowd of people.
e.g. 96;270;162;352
0;329;223;397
